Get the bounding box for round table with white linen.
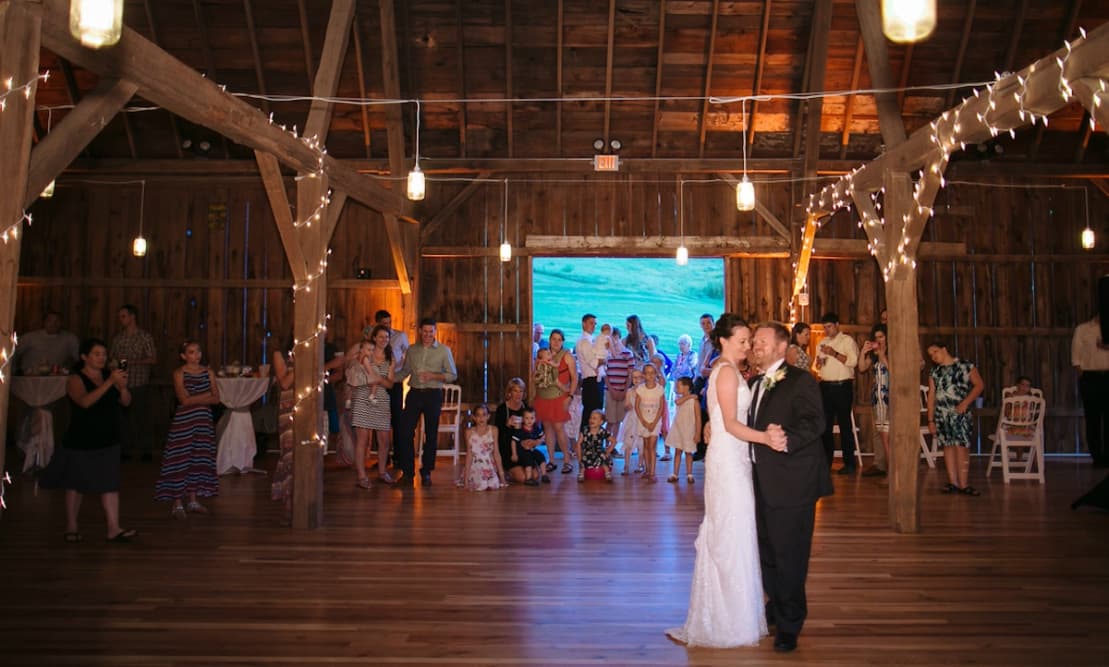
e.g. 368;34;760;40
214;376;271;475
11;375;69;472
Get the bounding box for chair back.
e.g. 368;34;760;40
919;385;929;414
1001;385;1043;399
998;394;1045;435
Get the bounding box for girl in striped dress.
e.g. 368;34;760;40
156;340;221;518
348;326;396;488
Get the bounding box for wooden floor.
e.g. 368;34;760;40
1;453;1107;666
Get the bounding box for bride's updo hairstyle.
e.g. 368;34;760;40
711;313;749;351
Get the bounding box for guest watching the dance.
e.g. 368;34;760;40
786;322;812;372
460;404;507;491
396;317;458;487
576;314;604;432
156;340;220;519
1072;314;1109;467
604;329;635;436
575;409;616;482
695;314;717;394
635;364;666;482
510;408;549;486
625;315;652;369
12;310;79;375
667;376;700;484
533;329;577;475
856;324;890;477
370;310;409;433
348;326;396;488
926;340;986;496
110;304;157;462
669;335;699;386
815;312;860;474
532;322;545;361
39;338;135;543
495;378;544;484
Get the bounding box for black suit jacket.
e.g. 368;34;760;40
749;364;833;507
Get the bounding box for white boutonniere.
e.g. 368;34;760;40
762;367;787;392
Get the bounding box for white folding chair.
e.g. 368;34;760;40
987;389;1045;484
919;385;943;468
416;384;464;466
832;409;865;469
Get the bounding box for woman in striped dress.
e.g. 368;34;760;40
348;325;395;488
156;341;221;518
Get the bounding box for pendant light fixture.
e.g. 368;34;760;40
881;0;936;44
676;180;689;265
407;100;425;201
736;100;756;211
70;0;124;49
500;179;512;262
132;181;147;257
1081;191;1095;250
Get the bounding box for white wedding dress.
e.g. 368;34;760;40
666;363;767;647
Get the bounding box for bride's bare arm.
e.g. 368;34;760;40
715;367;770;446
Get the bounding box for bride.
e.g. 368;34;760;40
667;313;785;648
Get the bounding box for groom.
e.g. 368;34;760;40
749;322;833;652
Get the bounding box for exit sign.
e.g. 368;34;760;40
594;155;620;171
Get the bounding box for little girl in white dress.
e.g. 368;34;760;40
462;404;507;491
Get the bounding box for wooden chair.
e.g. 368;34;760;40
987;387;1046;484
919;385;944;468
832;409;865;469
416;384;464;466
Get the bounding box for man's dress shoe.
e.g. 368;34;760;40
774;632;798;652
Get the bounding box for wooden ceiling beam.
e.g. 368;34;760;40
242;0;271;117
944;0;977;109
304;0;355;144
810;20;1109;211
504;0;514;156
792;4;819;158
420;172;493;243
801;0;833;182
190;0;232;157
350;15;372;159
855;0;907;147
32;0;405;216
456;0;469;157
524;235;790;257
840;35;865;159
254;150;307;278
650;0;666;158
1029;0;1083;161
25;78;138;207
896;43;914;111
696;0;720;159
602;0;617;148
296;0;316;87
748;0;772;148
57;58;92;158
141;0;184;158
378;0;415;296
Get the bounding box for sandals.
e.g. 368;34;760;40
171;505;187;520
106;528;137;543
561;463;574;474
541;474;551;484
64;531;83;544
380;472;397;485
577;472;585;482
545;463;557;473
941;483;959;494
356;478;373;490
186;501;209;515
667;475;678;483
687;474;695;484
524;479;540;487
960;485;981;496
605;470;613;482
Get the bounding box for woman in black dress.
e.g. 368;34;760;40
494;377;546;484
40;338;135;543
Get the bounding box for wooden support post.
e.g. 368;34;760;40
0;2;41;491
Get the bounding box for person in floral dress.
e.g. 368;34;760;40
575;409;616;481
461;404;507;491
926;340;985;496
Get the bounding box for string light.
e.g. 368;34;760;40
0;471;10;510
407;100;425;201
0;329;17;385
1;212;31;245
0;72;48;112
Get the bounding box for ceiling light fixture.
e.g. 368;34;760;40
881;0;936;44
70;0;124;49
677;180;689;266
500;179;512;262
736;100;755;212
407;100;425;201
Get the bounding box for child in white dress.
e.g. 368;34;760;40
620;368;645;475
667;376;700;484
635;364;666;482
461;404;507;491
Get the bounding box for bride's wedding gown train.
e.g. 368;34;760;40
666;363;767;648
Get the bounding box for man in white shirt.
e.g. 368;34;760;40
1072;314;1109;467
815;312;860;474
13;311;79;374
576;314;603;432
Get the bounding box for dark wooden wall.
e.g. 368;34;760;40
14;172;1109;456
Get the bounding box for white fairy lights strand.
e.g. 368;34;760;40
0;328;17;385
0;72;48;112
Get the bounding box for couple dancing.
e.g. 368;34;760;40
667;315;832;653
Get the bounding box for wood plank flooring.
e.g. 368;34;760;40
1;455;1107;666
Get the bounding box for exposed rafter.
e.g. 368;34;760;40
697;0;720;159
1029;0;1084;160
141;0;184;158
602;0;617;147
190;0;231;157
456;0;469;156
242;0;271;117
505;0;515;157
296;0;316;87
350;15;373;159
650;0;666;158
840;35;865;159
748;0;772;148
944;0;978;109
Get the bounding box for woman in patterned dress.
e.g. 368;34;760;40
348;325;396;488
156;340;221;518
857;324;890;476
786;322;813;372
926;340;985;496
270;342;296;523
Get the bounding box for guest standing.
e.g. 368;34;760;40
460;404;506;491
667;376;700;484
669;335;699;386
786;322;812;372
815;312;859;474
533;329;577;474
396;317;458;487
370;310;409;435
156;340;220;518
635;364;665;482
625;315;652;370
39;338;135;543
927;340;986;496
348;326;396;488
1072;314;1109;467
110;304;157;462
856;324;890;477
12;310;79;374
576;314;604;432
603;329;634;436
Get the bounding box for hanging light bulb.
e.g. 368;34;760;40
798;289;810;307
736;176;756;212
407;164;425;201
881;0;936;44
132;235;147;257
676;245;689;266
70;0;124;49
1082;226;1095;250
499;241;513;262
41;179;56;199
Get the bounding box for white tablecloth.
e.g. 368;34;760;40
214;377;271;475
11;376;69;472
